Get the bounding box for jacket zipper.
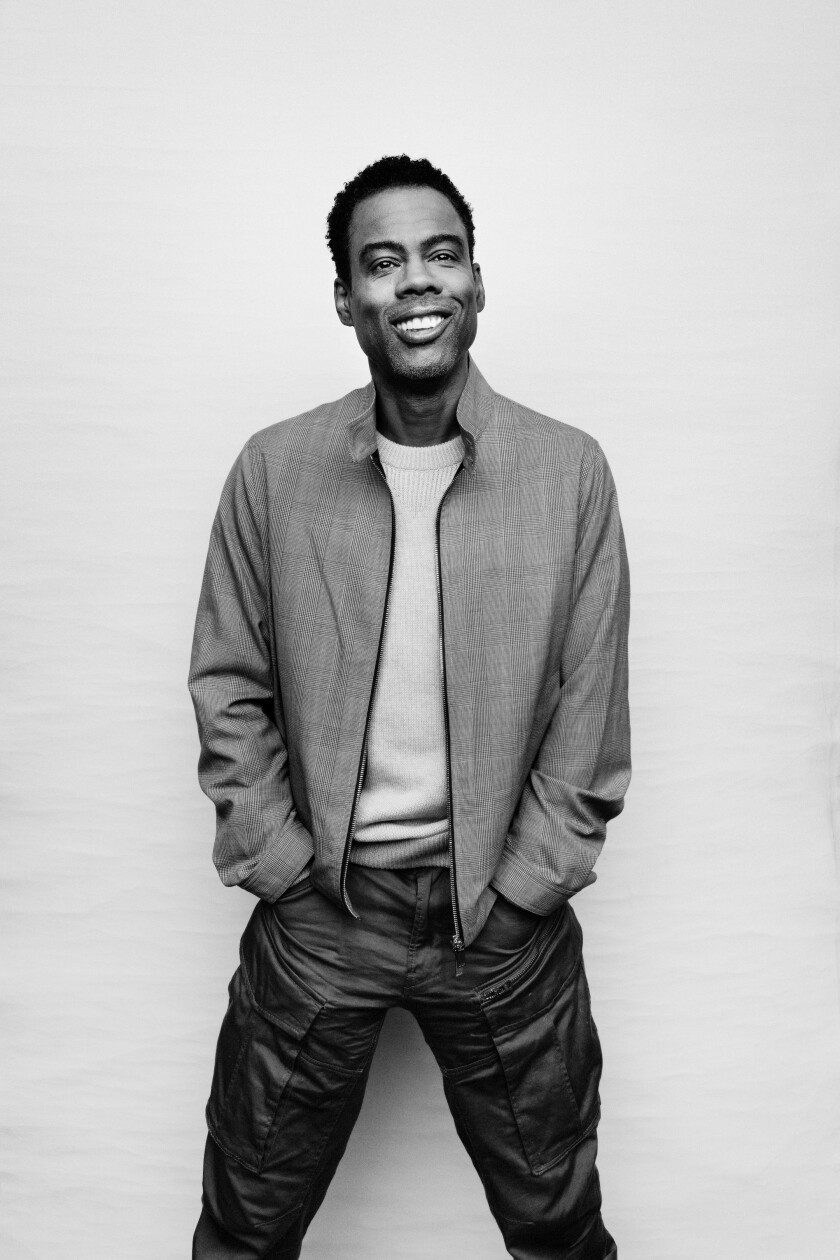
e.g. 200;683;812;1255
339;456;395;917
436;467;466;975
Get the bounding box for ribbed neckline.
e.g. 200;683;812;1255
376;431;464;471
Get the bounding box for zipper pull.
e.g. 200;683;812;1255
451;933;465;977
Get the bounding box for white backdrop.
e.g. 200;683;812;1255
2;3;839;1258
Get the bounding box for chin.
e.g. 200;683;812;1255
388;348;461;386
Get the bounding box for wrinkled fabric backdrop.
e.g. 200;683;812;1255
2;3;839;1258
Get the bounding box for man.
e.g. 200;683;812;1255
189;154;630;1260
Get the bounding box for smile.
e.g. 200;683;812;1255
394;314;447;332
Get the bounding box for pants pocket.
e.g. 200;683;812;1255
274;873;315;905
206;903;326;1174
478;907;602;1175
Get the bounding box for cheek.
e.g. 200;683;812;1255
354;302;387;331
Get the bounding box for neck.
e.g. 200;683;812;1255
371;358;468;447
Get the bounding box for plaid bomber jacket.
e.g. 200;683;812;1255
189;360;630;948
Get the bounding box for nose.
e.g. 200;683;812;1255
395;253;442;297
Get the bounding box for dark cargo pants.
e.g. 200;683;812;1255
193;867;617;1260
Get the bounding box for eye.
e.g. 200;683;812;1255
371;259;397;273
431;251;456;263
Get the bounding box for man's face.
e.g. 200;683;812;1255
334;186;485;387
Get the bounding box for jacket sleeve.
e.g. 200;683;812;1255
492;439;631;914
188;440;314;900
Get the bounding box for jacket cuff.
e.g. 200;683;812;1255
491;845;590;916
238;823;315;902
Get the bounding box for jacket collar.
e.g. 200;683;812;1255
345;356;493;473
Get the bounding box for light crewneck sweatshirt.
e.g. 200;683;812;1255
351;431;464;869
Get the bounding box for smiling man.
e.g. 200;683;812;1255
189;155;630;1260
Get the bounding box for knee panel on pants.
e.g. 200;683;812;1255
474;907;603;1177
207;906;327;1173
206;900;372;1179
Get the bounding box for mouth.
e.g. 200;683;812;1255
391;309;452;343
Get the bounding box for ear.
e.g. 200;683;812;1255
472;262;486;313
334;277;355;327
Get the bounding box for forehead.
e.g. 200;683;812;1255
348;186;466;254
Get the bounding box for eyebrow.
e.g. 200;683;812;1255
358;233;465;262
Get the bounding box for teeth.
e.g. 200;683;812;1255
397;314;445;331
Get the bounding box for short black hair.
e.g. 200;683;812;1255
326;154;475;286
